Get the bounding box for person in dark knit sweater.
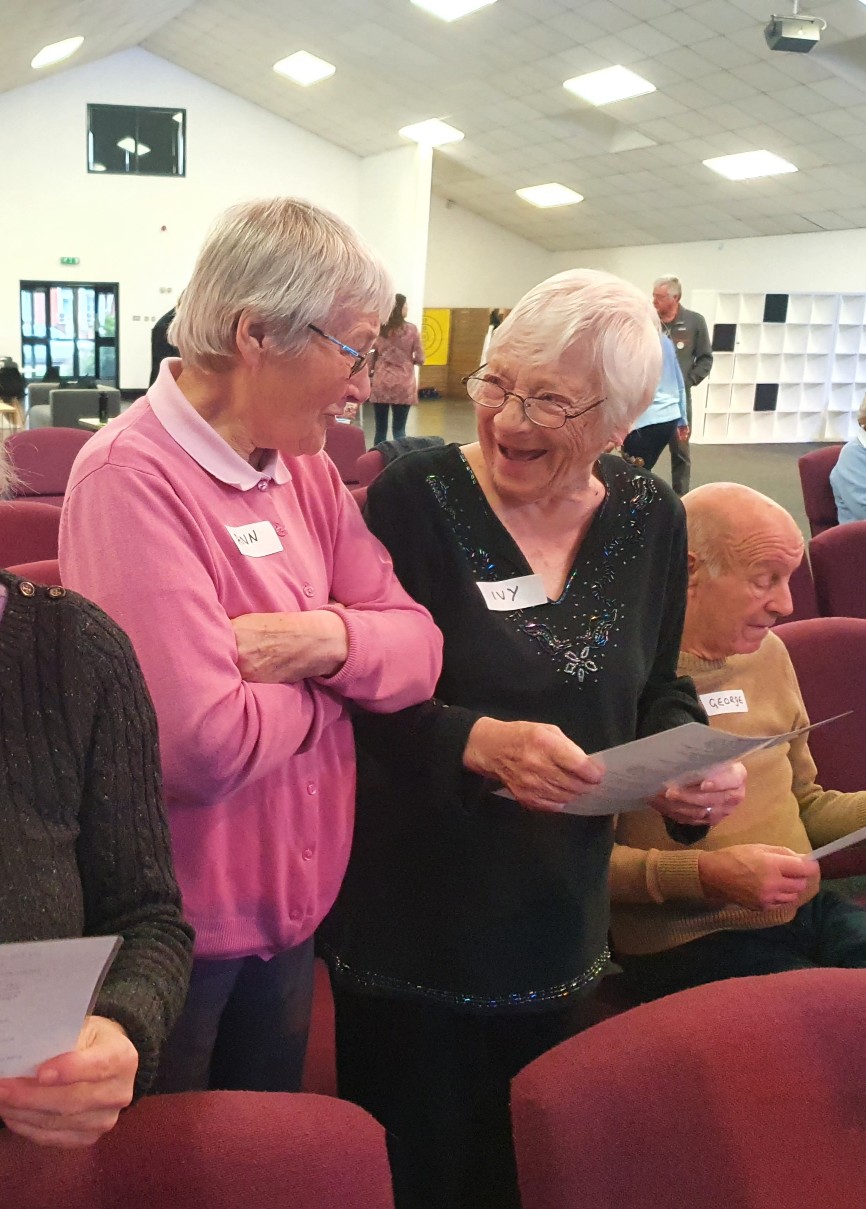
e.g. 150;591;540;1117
322;269;747;1209
0;480;193;1146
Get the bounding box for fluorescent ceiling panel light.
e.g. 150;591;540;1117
516;183;584;208
411;0;497;20
703;150;798;180
117;138;151;156
273;51;335;86
399;118;464;146
31;35;84;69
563;65;655;107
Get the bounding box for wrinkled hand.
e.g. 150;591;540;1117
232;610;349;683
463;717;603;812
677;424;690;441
0;1016;138;1148
698;844;820;912
649;761;746;826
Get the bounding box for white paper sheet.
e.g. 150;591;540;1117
0;935;121;1078
809;823;866;862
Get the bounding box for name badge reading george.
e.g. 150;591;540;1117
226;520;284;558
476;573;548;612
700;689;748;717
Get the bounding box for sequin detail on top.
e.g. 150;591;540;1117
427;473;499;579
324;945;610;1011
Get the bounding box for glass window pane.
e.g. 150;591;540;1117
88;105;137;174
97;292;116;337
135;109;185;176
97;344;117;383
88;104;185;177
21;291;33;338
77;340;96;378
33;291;47;339
49;340;76;378
77;288;96;340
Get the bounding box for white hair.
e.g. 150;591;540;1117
653;275;682;298
489;268;662;431
170;197;393;370
0;442;17;498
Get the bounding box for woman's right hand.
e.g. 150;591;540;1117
463;717;603;812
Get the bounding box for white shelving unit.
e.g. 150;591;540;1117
690;291;866;444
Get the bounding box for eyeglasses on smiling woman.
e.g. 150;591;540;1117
308;324;370;376
462;367;606;430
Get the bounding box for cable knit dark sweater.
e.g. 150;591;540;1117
0;570;193;1096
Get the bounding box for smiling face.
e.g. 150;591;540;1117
684;499;804;659
472;350;621;503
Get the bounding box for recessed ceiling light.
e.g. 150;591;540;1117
516;183;584;208
411;0;497;20
117;138;151;156
91;162;106;172
273;51;336;86
703;150;798;180
399;118;464;146
563;65;656;107
31;35;84;70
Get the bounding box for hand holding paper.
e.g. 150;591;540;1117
465;717;603;812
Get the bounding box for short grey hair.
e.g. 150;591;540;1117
170;197;393;370
653;275;682;298
489;268;662;431
858;391;866;429
0;441;18;499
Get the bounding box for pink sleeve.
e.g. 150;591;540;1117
412;324;425;365
316;478;442;712
60;464;343;807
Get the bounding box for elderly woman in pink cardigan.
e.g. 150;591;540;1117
60;197;442;1095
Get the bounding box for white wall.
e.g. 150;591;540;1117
550;228;866;309
424;194;553;308
359;145;432;326
0;48;427;388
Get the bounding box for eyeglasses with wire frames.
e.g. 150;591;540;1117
461;367;606;430
308;324;371;377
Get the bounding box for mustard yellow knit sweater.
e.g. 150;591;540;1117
610;632;866;956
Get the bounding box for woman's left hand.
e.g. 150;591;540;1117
232;610;349;683
0;1016;138;1148
648;761;747;826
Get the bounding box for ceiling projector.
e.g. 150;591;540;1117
764;12;826;53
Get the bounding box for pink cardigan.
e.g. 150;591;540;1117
59;361;442;961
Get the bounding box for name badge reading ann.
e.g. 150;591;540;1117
476;573;548;612
226;521;284;558
700;690;748;717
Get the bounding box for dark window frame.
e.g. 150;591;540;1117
20;280;120;386
86;103;186;177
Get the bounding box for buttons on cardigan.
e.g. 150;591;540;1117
17;581;35;597
302;847;314;861
47;586;66;598
275;525;287;537
302;584;315;598
306;781;317;796
290;908;302;921
256;479;269;491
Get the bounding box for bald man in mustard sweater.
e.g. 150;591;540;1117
610;483;866;999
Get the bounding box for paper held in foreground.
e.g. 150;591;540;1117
557;714;850;818
0;935;121;1078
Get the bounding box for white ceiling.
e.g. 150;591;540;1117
7;0;866;250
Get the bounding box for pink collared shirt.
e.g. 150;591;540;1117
60;361;442;960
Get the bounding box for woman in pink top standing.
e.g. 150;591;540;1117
371;294;425;445
60;198;442;1095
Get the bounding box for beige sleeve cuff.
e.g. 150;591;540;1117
647;849;705;902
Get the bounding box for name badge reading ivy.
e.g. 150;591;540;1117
476;573;548;611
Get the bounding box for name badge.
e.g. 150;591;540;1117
226;521;284;558
700;689;748;717
476;573;548;612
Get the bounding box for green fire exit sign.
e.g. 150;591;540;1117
60;256;80;265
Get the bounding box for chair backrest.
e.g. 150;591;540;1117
0;500;62;566
50;388;121;429
785;552;818;623
6;428;92;498
798;445;842;537
809;519;866;618
324;423;367;485
6;558;61;585
355;448;386;488
512;969;866;1209
25;383;58;412
0;1091;395;1209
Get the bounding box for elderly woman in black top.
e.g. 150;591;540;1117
322;269;746;1209
0;451;192;1148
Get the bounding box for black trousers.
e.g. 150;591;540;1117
622;418;679;471
374;403;411;444
667;395;692;494
333;986;594;1209
618;889;866;1003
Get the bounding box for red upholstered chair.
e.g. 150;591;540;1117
798;445;842;537
6;428;92;505
351;485;369;510
512;969;866;1209
0;1090;395;1209
774;616;866;879
324;422;367;485
809;520;866;618
302;957;338;1097
355;448;386;488
785;553;818;622
0;499;62;567
6;558;61;585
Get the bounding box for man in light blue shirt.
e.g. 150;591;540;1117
622;334;688;471
830;396;866;524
